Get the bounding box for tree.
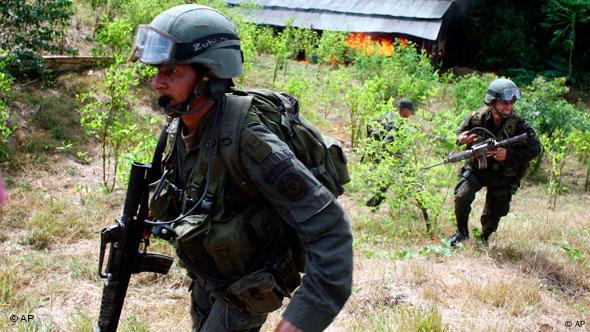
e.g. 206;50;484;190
543;0;590;79
0;0;75;76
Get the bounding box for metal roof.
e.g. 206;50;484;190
226;0;468;40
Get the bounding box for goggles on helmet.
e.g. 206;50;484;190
131;25;241;65
488;87;521;102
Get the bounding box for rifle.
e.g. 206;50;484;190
96;162;174;332
422;132;529;170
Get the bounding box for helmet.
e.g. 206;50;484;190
484;78;521;104
398;98;415;113
132;4;243;79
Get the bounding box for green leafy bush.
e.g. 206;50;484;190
316;31;348;66
0;0;75;76
451;73;496;118
77;57;156;192
518;76;590;206
0;58;14;160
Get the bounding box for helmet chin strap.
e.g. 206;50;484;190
157;77;232;118
157;77;212;118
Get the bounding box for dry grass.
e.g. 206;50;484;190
470;275;542;316
2;156;588;331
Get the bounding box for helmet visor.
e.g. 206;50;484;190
499;88;521;101
131;25;177;64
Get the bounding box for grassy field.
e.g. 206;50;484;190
0;57;588;332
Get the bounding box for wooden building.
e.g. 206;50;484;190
226;0;471;66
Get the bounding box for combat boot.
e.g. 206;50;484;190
448;232;468;246
477;233;491;246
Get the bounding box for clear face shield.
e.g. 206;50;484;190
130;25;177;64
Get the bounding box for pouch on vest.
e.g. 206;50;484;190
149;177;182;220
172;213;211;246
170;213;219;278
202;213;261;279
225;270;284;315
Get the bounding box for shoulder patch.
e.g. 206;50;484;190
241;126;273;164
278;173;309;202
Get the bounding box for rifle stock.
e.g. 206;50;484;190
96;162;174;332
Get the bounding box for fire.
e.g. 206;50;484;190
399;38;407;48
344;33;395;56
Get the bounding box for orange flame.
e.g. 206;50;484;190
399;38;408;48
344;33;394;56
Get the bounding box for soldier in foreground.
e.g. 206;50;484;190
131;4;352;332
365;98;415;207
448;78;541;246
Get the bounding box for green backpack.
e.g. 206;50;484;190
220;88;350;198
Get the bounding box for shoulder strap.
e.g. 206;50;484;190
219;94;259;197
150;124;169;178
471;107;488;127
162;118;180;166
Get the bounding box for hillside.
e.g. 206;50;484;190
0;54;588;331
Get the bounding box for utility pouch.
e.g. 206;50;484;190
172;213;211;246
202;214;260;279
247;206;284;242
226;271;284;315
324;135;351;186
149;178;183;220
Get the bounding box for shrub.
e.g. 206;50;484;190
0;0;75;76
0;58;14;160
518;76;590;206
78;57;157;192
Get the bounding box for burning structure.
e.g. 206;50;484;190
226;0;470;66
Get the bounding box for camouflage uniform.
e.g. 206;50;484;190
153;99;353;332
453;107;541;240
135;5;352;330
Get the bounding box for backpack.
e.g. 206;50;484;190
220;88;350;198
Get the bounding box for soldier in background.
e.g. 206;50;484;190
448;78;541;246
365;98;415;208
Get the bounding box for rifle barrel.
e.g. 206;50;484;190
422;160;446;170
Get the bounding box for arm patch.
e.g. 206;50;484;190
278;172;309;202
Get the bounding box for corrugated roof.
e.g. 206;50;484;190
227;0;454;19
226;0;466;40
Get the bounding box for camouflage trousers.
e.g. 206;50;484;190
189;277;268;332
453;168;519;238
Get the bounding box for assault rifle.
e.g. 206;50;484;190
96;162;174;332
422;132;529;170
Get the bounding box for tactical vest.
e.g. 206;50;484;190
148;90;349;305
470;107;519;138
468;107;529;178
